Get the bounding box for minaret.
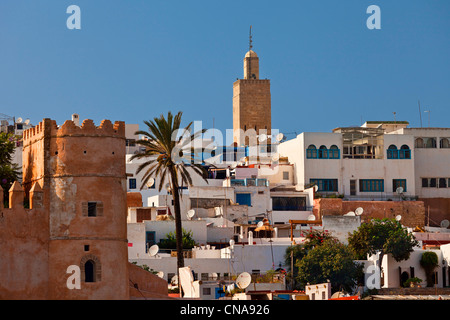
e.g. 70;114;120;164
233;27;271;146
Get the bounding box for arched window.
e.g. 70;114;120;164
426;138;437;148
440;138;450;149
306;145;317;159
318;145;328;159
415;138;424;148
80;255;101;283
387;144;398;159
400;144;411;159
329;145;340;159
85;260;95;282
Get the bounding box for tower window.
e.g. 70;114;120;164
85;260;95;282
88;202;97;217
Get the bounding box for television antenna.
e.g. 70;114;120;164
355;207;364;216
235;272;252;289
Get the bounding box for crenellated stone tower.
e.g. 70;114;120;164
6;117;129;299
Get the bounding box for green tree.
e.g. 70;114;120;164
130;111;208;270
158;228;197;250
284;229;336;289
0;132;21;204
348;218;418;271
296;239;364;294
420;251;439;287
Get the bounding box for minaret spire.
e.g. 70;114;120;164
249;25;253;51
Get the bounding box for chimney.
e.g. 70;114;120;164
72;113;80;126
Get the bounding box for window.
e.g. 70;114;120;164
82;201;103;217
129;178;137;189
393;179;407;192
416;137;437;148
80;254;101;282
236;193;251;206
399;145;411;159
329;145;340;159
310;179;338;192
439;178;447;188
440;138;450;148
306;145;317;159
422;178;439;188
88;202;97;217
318;145;328;159
282;171;289;180
203;287;212;296
145;231;156;253
387;145;411;159
272;197;307;211
85;260;95;282
359;179;384;192
387;145;398;159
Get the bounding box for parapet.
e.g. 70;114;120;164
23;118;125;144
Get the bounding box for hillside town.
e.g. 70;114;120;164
1;39;450;302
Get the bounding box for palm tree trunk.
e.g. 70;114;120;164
170;166;184;269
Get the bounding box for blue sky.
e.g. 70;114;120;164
1;0;449;139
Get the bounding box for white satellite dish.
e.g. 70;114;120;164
156;271;164;279
229;239;235;248
440;220;450;228
171;275;178;285
148;244;159;257
24;119;30;125
314;185;319;192
235;272;252;289
344;211;355;216
396;187;404;194
210;272;218;280
355;207;364;216
276;133;285;142
258;133;267;142
16;117;23;123
307;214;316;221
257;221;264;228
147;178;155;188
187;209;195;220
165;183;171;192
272;153;280;162
395;215;402;221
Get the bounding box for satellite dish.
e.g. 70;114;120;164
148;244;159;257
187;209;195;220
344;211;355;216
276;133;285;142
355;207;364;216
257;221;264;228
235;272;252;289
441;220;450;228
314;185;319;192
395;215;402;221
165;183;171;192
171;275;178;285
156;271;164;279
307;214;316;221
396;187;404;194
272;153;280;162
16;117;23;123
210;272;218;280
258;133;267;142
147;178;155;188
229;239;235;248
24;119;30;125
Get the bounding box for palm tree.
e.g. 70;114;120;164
130;111;208;271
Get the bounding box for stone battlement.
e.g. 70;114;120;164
23;118;125;144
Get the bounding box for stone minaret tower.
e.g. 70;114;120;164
233;28;271;146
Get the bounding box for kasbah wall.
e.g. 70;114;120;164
0;118;167;300
313;198;426;228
